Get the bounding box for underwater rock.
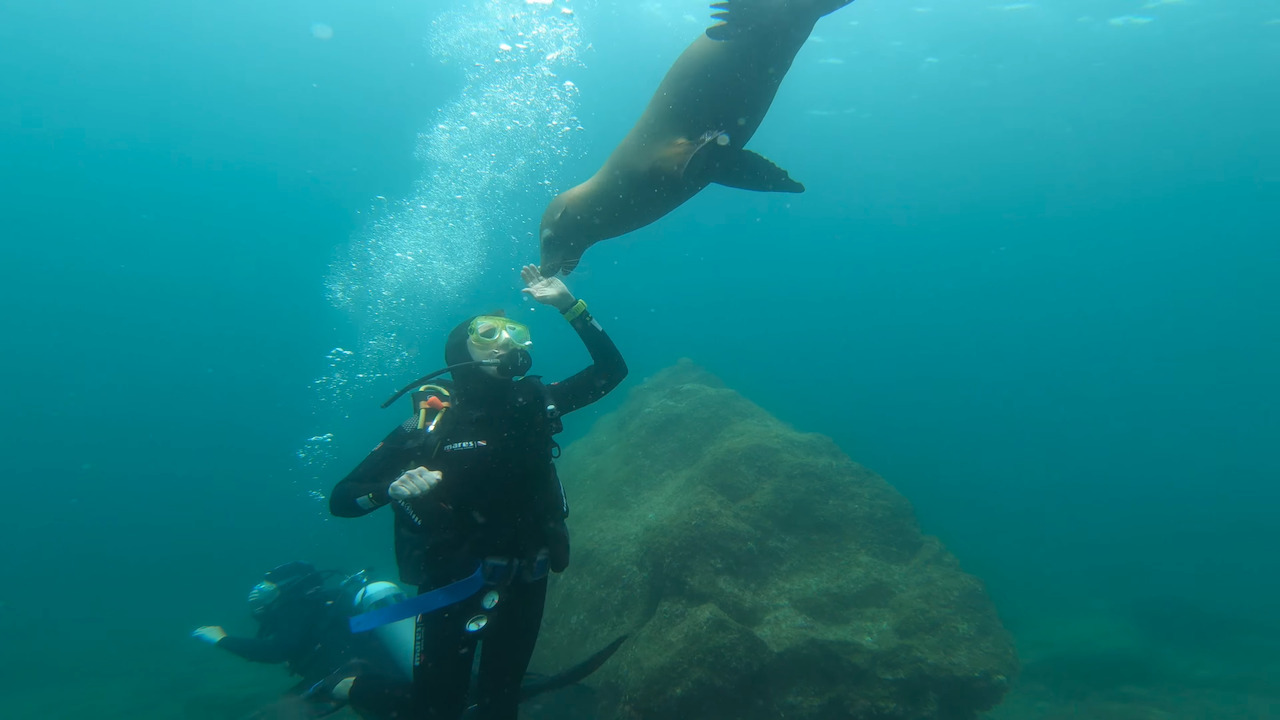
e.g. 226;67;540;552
535;360;1017;720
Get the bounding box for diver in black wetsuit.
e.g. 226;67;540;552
192;562;394;703
194;559;626;720
326;264;627;720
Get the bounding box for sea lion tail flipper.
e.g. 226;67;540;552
709;148;805;193
706;0;856;41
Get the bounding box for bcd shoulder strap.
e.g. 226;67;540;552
527;377;563;435
410;383;452;433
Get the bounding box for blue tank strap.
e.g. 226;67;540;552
348;566;484;633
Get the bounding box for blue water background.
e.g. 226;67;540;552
1;0;1276;714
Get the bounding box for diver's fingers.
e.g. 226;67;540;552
192;626;226;645
403;467;441;494
392;470;427;499
409;466;441;482
388;479;411;500
391;478;427;499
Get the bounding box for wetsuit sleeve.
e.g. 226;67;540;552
329;422;415;517
549;303;628;415
216;616;309;664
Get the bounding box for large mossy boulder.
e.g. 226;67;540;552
534;360;1017;720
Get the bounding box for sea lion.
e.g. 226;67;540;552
539;0;856;276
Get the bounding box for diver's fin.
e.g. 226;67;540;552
706;0;856;41
709;148;805;193
519;635;629;701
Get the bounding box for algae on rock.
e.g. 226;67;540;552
535;360;1017;719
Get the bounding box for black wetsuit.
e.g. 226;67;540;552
330;305;626;720
217;590;390;691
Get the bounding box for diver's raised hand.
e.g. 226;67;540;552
521;264;575;312
192;626;227;645
389;466;441;500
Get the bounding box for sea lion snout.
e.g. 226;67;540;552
538;240;582;277
539;230;564;277
538;225;576;277
539;195;587;276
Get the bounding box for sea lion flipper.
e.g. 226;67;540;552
707;0;857;41
709;148;805;193
663;131;728;180
705;0;776;41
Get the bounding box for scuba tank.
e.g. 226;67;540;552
341;571;415;681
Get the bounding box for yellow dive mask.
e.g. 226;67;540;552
468;316;532;350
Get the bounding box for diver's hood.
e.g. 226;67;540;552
264;561;320;590
444;316;482;379
379;316;531;410
252;561;322;615
444;315;532;385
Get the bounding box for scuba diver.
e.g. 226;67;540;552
326;264;628;719
192;561;402;715
194;560;627;719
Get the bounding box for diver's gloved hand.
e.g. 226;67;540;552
521;264;575;312
191;625;227;645
390;466;442;501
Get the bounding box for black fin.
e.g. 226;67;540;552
709;148;805;193
519;635;629;700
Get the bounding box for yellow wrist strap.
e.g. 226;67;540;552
562;299;587;323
